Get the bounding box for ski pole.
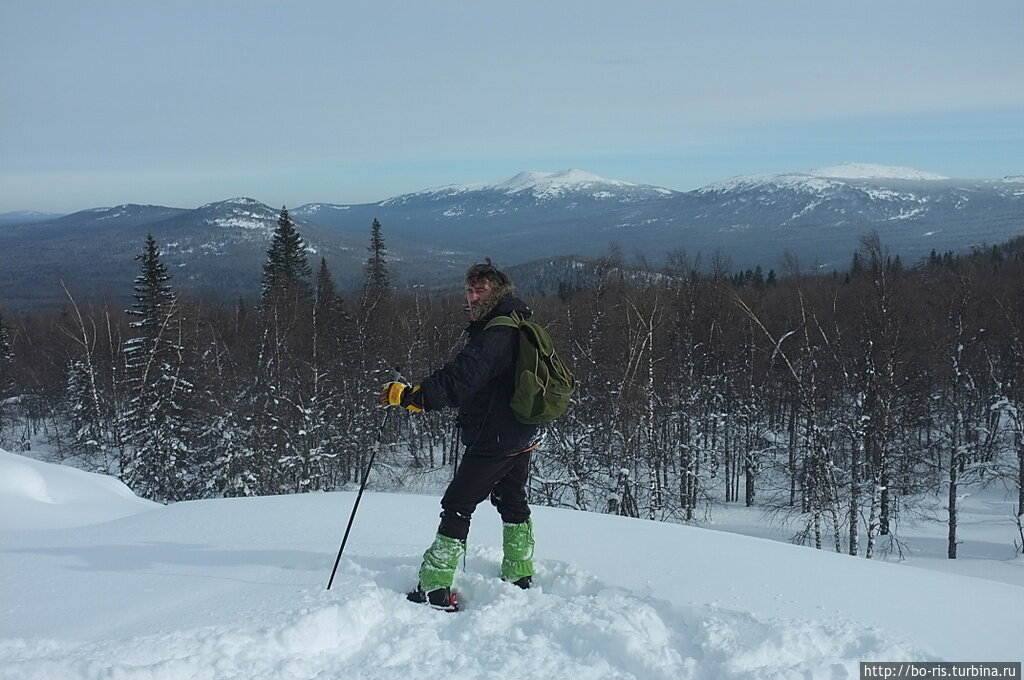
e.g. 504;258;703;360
327;407;391;590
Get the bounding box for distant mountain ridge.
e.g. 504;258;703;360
0;210;67;227
0;198;469;310
2;165;1022;310
292;164;1024;269
380;168;676;204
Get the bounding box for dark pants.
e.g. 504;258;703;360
438;451;531;541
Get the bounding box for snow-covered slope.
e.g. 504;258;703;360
195;197;284;233
488;169;674;200
380;168;676;206
811;163;950;181
700;163;951;194
1;450;1021;679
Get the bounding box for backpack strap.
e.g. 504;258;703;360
484;311;523;331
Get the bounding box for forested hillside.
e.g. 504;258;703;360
1;213;1022;563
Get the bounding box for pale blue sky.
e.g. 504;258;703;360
1;0;1021;213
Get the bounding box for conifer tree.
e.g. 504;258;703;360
347;218;396;489
313;256;349;359
313;256;345;456
315;257;343;320
259;207;313;379
240;208;315;495
262;207;312;305
128;236;175;330
364;218;391;303
121;235;193;501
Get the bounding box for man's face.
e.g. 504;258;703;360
466;279;493;315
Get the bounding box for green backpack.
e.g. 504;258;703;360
485;311;576;425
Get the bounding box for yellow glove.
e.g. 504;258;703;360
380;382;425;412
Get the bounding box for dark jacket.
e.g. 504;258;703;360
420;294;540;456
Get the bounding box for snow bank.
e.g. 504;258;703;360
0;565;931;680
1;450;1021;679
0;452;159;530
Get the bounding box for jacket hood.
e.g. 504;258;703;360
488;292;532;321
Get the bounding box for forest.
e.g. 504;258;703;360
1;210;1022;561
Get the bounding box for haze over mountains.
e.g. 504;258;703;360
1;164;1021;310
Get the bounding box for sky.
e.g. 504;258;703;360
1;0;1022;214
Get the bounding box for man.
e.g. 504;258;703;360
381;259;541;610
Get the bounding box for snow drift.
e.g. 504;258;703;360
0;452;159;530
1;450;1020;679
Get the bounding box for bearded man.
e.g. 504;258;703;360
381;258;540;611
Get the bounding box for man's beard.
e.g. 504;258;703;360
467;282;514;321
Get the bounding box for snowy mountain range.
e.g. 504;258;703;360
0;198;466;309
378;168;675;206
1;164;1022;309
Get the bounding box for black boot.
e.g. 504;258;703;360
511;576;532;590
407;584;460;612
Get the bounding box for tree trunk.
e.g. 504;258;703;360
879;461;891;536
788;398;798;506
744;452;755;507
865;474;882;559
1017;421;1024;519
947;453;958;559
849;438;862;556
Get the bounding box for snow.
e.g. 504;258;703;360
297;203;351;214
493;169;673;200
702;173;842;195
202;201;276;231
198;197;265;210
703;164;953;195
0;452;159;531
496;169;629;196
205;217;269;231
1;449;1022;680
384;169;674;205
860;188;919;202
811;163;949;181
890;207;926;220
